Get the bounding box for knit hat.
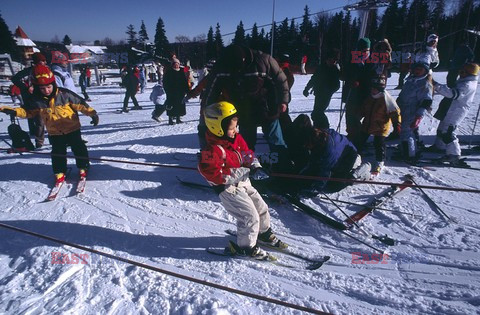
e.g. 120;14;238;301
462;63;479;76
171;57;180;65
357;38;371;50
32;65;55;85
32;52;46;64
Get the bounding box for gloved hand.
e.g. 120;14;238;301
303;89;310;97
410;116;422;129
0;108;16;116
250;167;269;181
90;114;99;126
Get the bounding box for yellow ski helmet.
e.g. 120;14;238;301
204;101;238;137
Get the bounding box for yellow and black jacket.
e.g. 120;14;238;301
6;87;97;136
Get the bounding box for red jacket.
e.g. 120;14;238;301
198;131;256;186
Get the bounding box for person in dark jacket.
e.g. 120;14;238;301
79;67;91;101
163;58;189;125
11;52;47;148
121;66;141;112
342;38;375;140
289;114;370;195
205;44;291;172
303;49;341;128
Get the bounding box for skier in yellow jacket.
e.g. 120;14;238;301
0;65;99;182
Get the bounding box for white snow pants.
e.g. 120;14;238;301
434;106;468;156
219;179;270;248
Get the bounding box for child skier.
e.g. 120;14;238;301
354;75;401;174
0;65;99;183
396;62;433;161
150;83;167;122
198;101;285;259
429;63;479;162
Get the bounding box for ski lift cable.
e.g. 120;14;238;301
221;4;347;37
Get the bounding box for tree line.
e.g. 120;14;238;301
1;1;479;69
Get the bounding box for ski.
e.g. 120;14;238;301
283;193;349;231
76;176;86;195
176;176;211;190
206;246;299;269
46;180;65;201
343;178;413;229
416;158;480;171
224;229;330;270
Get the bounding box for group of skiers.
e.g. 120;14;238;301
1;34;479;260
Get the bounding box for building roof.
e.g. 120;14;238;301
14;26;36;47
66;45;107;55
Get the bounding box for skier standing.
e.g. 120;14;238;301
150;83;167;122
163;58;189;125
303;49;341;128
0;65;99;182
198;101;285;259
396;62;433;161
121;66;142;112
11;52;48;148
354;75;401;174
429;63;479;162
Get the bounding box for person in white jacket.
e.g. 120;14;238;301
415;34;440;71
430;63;479;161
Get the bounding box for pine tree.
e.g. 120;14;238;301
206;26;216;59
154;17;170;58
214;23;224;50
63;35;72;45
139;20;149;43
233;21;246;45
0;13;19;60
300;5;313;42
250;23;261;51
126;24;138;46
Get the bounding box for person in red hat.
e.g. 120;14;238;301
11;52;48;148
1;65;99;183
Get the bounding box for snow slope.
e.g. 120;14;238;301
0;72;479;315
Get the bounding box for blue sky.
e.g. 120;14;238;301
1;0;353;44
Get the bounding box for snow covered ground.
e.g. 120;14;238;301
0;71;479;314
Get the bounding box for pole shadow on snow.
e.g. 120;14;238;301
0;220;231;263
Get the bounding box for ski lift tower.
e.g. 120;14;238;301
344;0;391;40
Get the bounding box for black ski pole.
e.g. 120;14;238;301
317;196;423;217
405;174;455;222
320;192;396;246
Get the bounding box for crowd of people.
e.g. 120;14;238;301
1;35;479;259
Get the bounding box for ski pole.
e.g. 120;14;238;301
405;174;454;222
320;192;395;246
317;196;423;217
469;101;480;148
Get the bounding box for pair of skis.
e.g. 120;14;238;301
207;229;330;270
46;170;86;201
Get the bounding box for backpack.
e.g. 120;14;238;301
7;117;34;152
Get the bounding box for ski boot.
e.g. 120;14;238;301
258;228;288;249
226;241;269;260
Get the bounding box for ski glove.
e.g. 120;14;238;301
410;116;422;129
250;167;269;181
303;89;310;97
90;114;99;126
